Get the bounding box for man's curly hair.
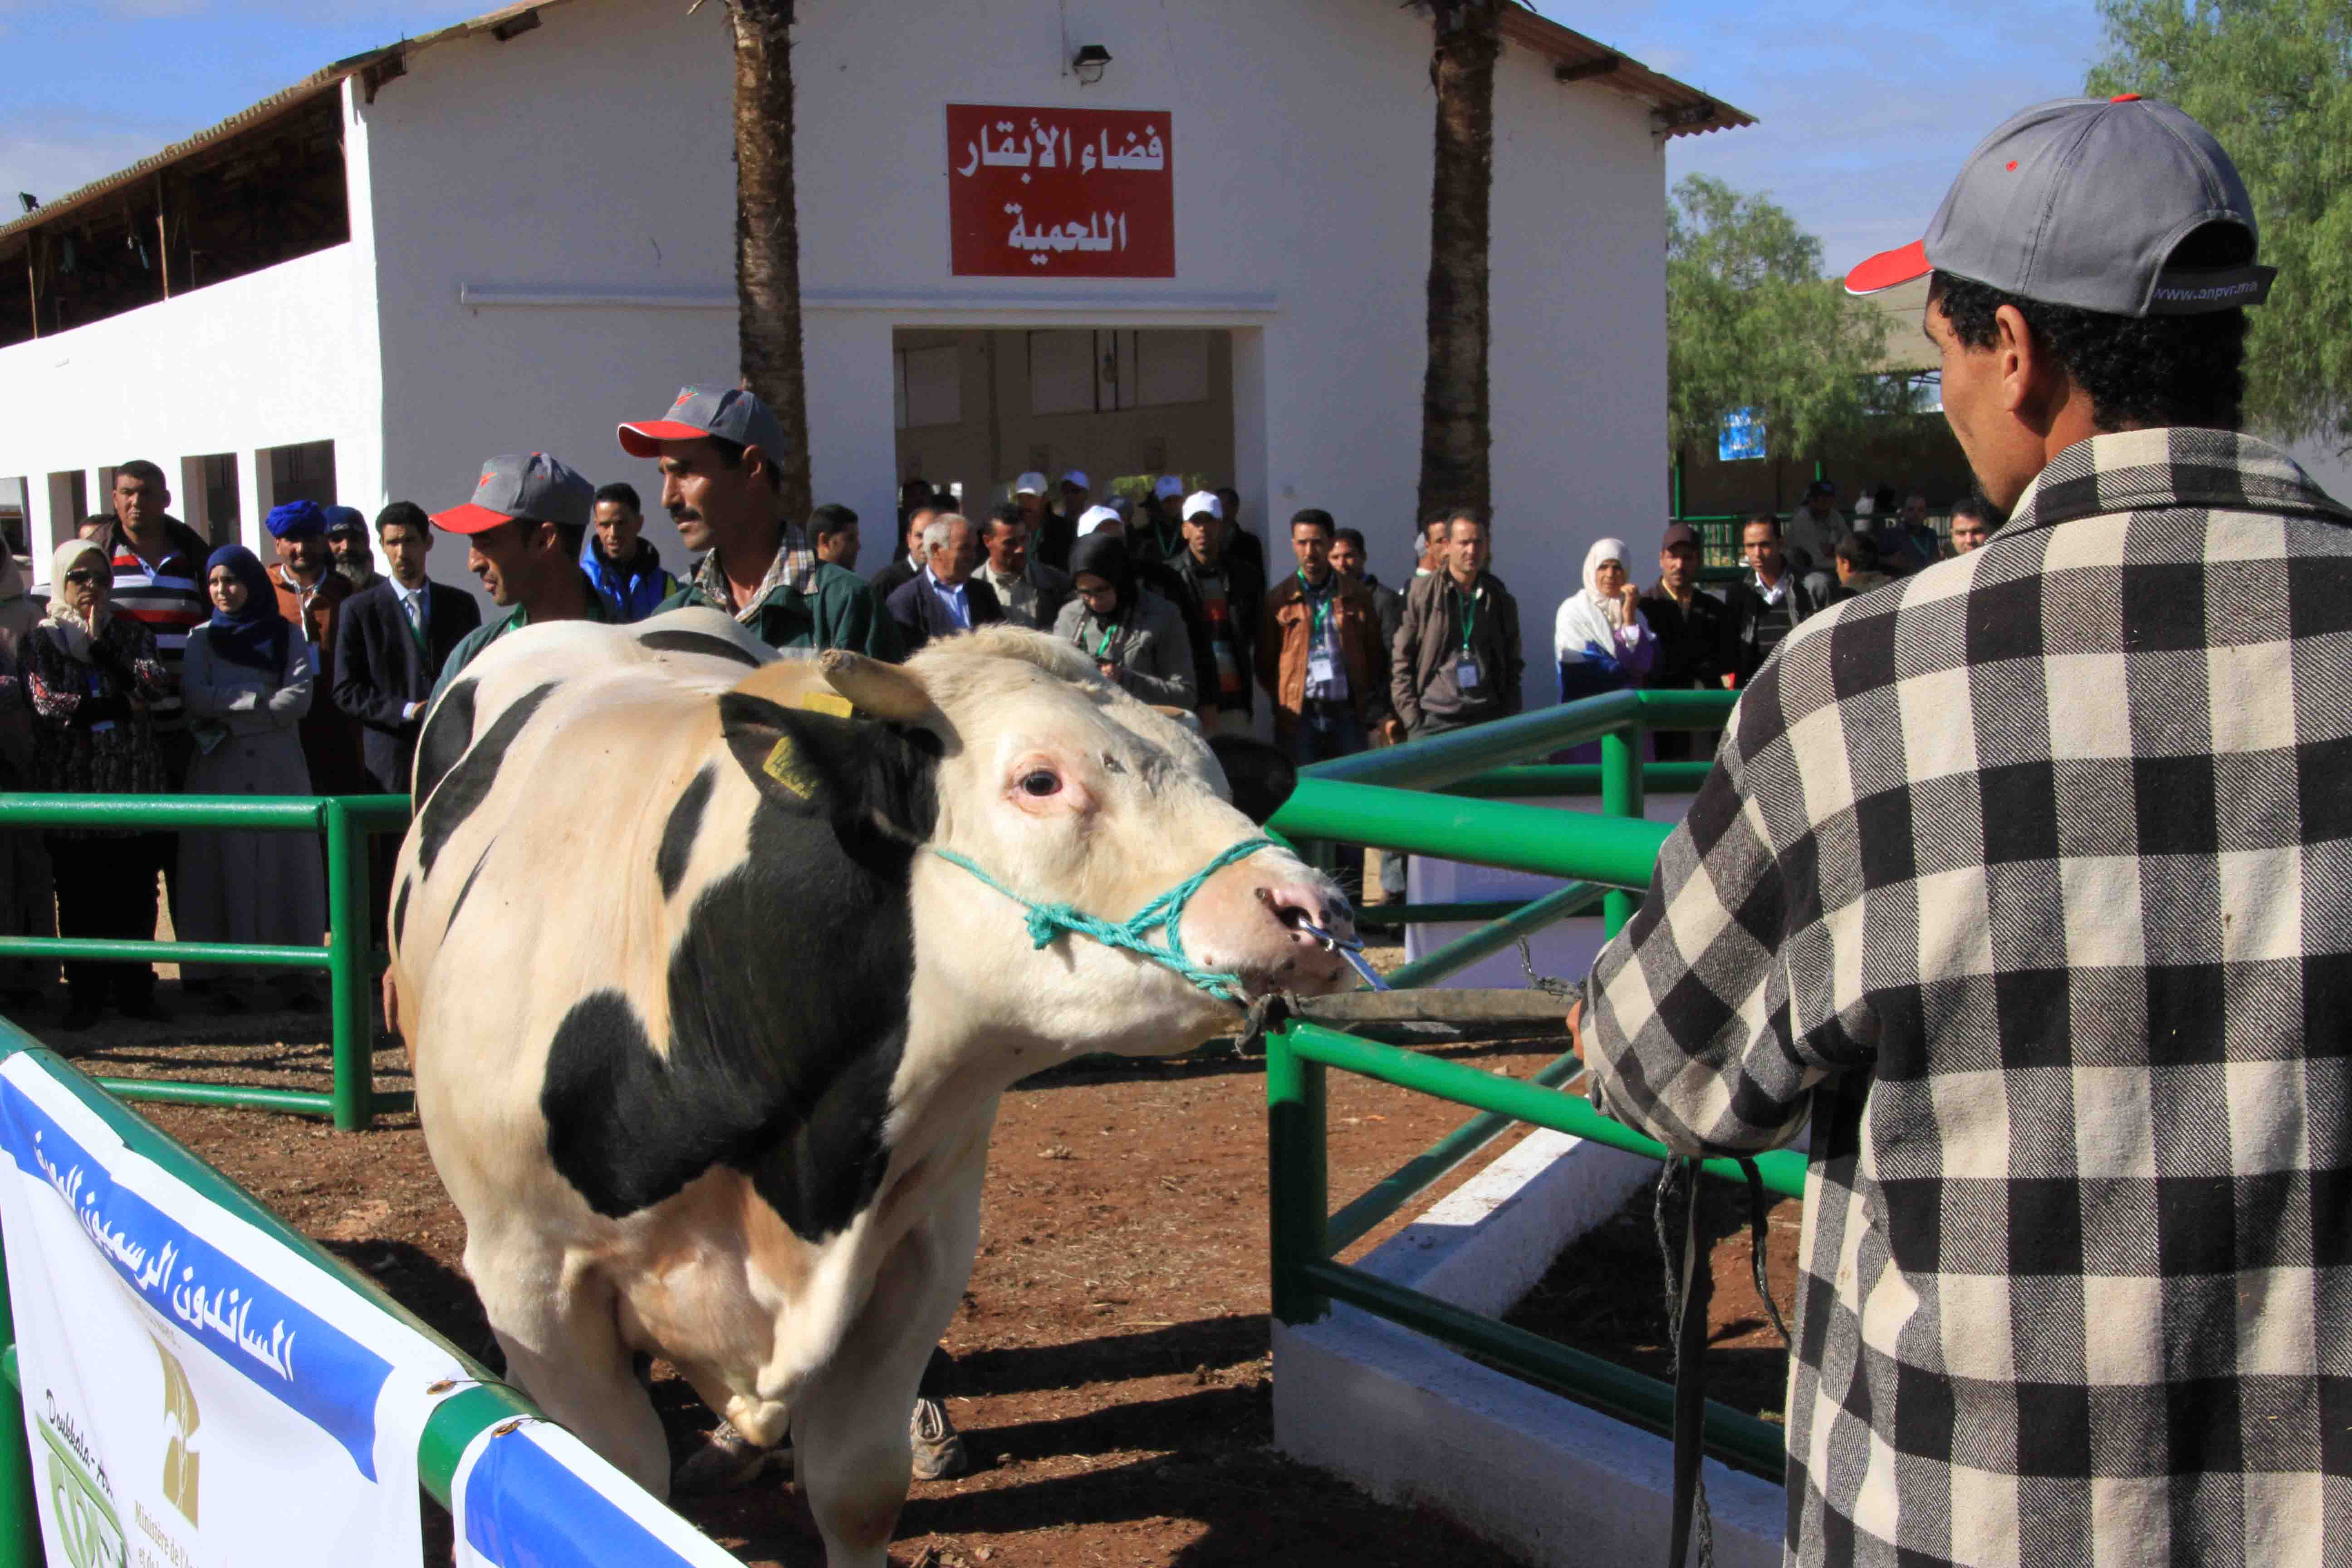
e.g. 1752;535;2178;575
1929;225;2253;431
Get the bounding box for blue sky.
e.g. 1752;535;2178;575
4;1;2110;274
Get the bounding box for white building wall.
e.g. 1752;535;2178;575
0;230;383;583
354;0;1668;710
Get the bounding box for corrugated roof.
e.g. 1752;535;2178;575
1498;6;1754;138
2;0;1746;254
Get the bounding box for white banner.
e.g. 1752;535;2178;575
452;1420;744;1568
0;1053;466;1568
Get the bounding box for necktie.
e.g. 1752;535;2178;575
404;590;427;651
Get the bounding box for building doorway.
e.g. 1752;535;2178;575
892;328;1236;521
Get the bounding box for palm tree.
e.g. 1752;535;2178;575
1413;0;1503;522
728;0;815;525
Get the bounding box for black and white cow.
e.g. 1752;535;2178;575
386;610;1352;1567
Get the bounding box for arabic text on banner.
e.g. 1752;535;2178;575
0;1053;463;1568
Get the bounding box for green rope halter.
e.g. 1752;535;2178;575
928;837;1280;1004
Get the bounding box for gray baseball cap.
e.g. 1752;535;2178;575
618;384;787;459
431;452;594;535
1844;95;2273;317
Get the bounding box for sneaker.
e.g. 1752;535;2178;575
909;1396;969;1481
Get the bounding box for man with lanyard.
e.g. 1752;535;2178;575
1724;511;1818;684
1257;509;1389;764
1637;521;1735;760
627;385;901;660
426;452;610;705
1390;508;1522;739
1578;96;2348;1565
264;500;368;796
1163;491;1261;736
96;460;210;924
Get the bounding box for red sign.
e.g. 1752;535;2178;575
946;104;1174;279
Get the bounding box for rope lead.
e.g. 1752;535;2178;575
929;837;1281;1004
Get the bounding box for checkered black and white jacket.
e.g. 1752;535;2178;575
1583;429;2352;1565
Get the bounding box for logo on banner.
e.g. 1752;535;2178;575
153;1335;201;1524
37;1390;124;1568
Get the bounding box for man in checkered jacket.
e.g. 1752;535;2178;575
1580;98;2352;1563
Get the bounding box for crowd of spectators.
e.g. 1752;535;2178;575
0;377;1994;1029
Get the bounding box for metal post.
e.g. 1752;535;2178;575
1265;1022;1329;1326
323;800;374;1132
0;1230;48;1568
1600;725;1645;937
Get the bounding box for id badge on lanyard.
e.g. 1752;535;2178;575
1450;582;1482;694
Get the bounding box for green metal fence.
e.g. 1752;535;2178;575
1262;687;1807;1481
0;1018;549;1564
0;794;413;1131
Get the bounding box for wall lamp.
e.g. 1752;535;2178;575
1072;44;1112;86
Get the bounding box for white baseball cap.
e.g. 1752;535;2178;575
1079;504;1123;534
1152;475;1185;501
1012;472;1048;497
1181;490;1223;521
1059;469;1089;490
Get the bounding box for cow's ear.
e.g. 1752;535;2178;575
1206;735;1298;825
719;694;938;842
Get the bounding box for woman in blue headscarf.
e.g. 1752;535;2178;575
176;544;326;1014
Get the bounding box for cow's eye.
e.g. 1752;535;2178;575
1019;769;1061;797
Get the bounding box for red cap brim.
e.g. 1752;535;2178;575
617;419;710;458
1843;238;1931;297
429;502;522;535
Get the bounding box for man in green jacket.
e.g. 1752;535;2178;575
621;385;902;660
428;451;613;707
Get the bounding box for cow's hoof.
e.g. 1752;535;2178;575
675;1425;791;1494
910;1396;970;1481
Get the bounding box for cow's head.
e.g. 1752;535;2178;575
720;627;1354;1056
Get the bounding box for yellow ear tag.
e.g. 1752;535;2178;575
761;735;821;798
794;691;855;718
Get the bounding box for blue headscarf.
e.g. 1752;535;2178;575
265;500;326;540
202;544;292;675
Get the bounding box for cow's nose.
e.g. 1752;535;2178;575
1254;882;1356;947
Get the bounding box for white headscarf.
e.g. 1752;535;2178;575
39;539;110;662
1555;537;1632;662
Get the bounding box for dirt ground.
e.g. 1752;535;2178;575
10;960;1788;1568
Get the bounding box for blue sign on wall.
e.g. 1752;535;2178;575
1719;407;1767;462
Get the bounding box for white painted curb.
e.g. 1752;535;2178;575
1273;1127;1787;1567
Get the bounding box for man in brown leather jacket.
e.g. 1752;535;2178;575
1257;509;1392;763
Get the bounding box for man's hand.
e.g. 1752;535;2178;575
1566;996;1586;1064
1381;717;1405;746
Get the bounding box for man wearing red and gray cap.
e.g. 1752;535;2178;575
1578;96;2352;1565
622;385;900;660
426;451;610;705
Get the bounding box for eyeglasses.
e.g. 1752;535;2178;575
63;569;104;587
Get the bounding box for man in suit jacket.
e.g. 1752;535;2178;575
883;512;1003;653
333;502;482;795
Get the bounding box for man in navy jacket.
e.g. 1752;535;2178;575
333;501;481;795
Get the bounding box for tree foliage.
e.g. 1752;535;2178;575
2088;0;2352;451
1665;174;1891;462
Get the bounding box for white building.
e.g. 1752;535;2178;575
0;0;1744;712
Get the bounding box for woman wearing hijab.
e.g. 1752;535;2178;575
22;538;172;1029
1050;533;1198;708
177;545;327;1014
1552;536;1655;762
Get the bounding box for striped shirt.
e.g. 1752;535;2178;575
101;517;210;732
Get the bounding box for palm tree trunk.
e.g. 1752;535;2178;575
729;0;815;525
1416;0;1501;522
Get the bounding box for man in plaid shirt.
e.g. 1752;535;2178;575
1580;98;2352;1563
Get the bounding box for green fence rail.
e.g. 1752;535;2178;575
0;794;413;1130
0;1020;547;1562
1262;687;1809;1480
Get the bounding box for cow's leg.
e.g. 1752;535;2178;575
469;1235;671;1498
792;1178;984;1568
670;1356;790;1494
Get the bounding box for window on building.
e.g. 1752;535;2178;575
45;470;88;558
896;345;963;430
181;453;241;547
263;441;337;508
0;477;24;557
